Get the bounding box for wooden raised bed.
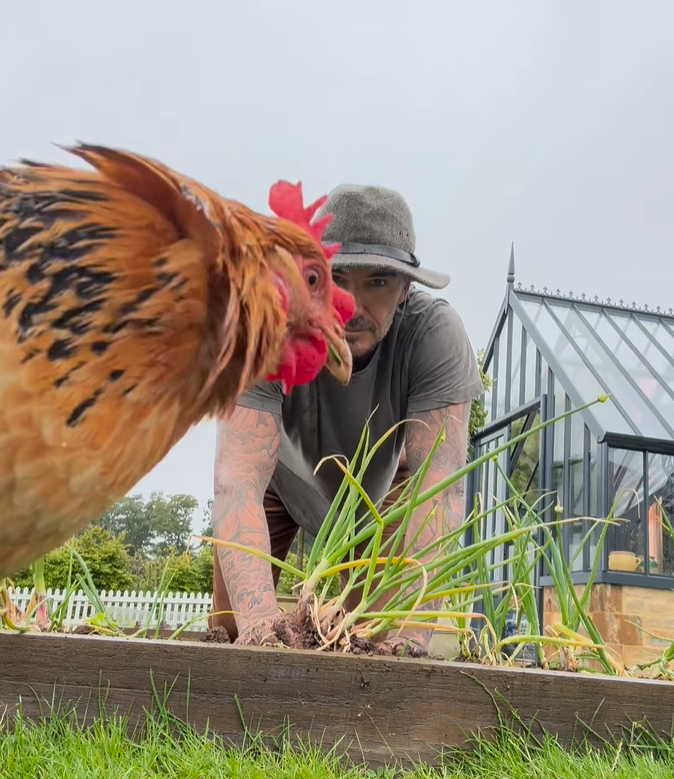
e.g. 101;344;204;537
1;632;673;770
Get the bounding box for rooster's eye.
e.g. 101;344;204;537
307;271;320;288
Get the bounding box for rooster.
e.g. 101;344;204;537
0;143;355;579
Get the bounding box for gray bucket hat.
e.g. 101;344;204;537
317;183;450;290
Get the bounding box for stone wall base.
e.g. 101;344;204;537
543;583;674;672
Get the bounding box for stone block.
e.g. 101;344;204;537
617;616;642;645
590;583;623;614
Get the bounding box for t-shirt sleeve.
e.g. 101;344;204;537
236;380;284;417
406;301;484;414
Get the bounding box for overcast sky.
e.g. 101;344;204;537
4;1;672;528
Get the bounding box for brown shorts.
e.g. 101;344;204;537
209;453;410;641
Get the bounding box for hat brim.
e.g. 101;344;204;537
331;251;451;290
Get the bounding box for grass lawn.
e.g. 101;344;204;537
1;705;673;779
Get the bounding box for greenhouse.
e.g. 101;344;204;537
471;246;674;593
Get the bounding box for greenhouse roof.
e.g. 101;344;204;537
484;247;674;448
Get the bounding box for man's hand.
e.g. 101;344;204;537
212;406;281;637
234;611;305;649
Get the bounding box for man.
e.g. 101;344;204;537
208;183;484;652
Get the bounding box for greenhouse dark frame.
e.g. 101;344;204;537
468;246;674;604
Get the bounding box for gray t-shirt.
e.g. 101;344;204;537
237;287;484;535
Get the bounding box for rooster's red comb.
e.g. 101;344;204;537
268;181;339;261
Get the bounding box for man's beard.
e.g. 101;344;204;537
345;309;398;360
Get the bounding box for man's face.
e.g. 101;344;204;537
331;267;410;358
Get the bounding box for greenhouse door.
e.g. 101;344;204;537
466;398;548;590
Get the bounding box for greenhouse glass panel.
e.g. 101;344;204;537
509;316;524;411
495;329;509;418
537;353;548;398
523;337;539;404
517;298;631;434
589;311;674;436
608;449;674;577
552;305;669;439
608;448;644;565
612;316;674;386
641;318;674;351
551;380;566;511
588;433;600;565
509;411;541;508
646;453;674;578
568;413;586;571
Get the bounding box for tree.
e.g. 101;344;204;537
147;492;199;555
192;543;214;591
92;491;200;557
92;494;155;556
132;545;213;594
200;498;214;540
13;526;135;592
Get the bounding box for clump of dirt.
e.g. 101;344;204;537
201;625;231;644
297;618;322;649
72;624;97;635
348;635;435;659
228;610;437;659
346;636;379;655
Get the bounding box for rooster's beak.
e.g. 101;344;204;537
322;325;353;385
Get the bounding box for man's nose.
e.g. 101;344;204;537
352;292;367;319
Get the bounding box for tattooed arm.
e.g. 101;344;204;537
406;401;471;538
394;401;471;649
211;406;281;633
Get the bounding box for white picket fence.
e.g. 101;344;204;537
8;587;214;632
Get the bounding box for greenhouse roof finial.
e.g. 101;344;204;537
506;242;515;286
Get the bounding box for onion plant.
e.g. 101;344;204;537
197;396;636;672
1;547;214;639
0;556;49;632
7;391;672;679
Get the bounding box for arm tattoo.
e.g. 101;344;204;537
400;402;471;635
211;407;280;627
405;402;471;537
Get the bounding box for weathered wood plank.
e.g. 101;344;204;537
1;632;673;769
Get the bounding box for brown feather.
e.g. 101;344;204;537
0;143;333;577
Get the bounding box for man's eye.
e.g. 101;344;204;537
370;278;387;288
